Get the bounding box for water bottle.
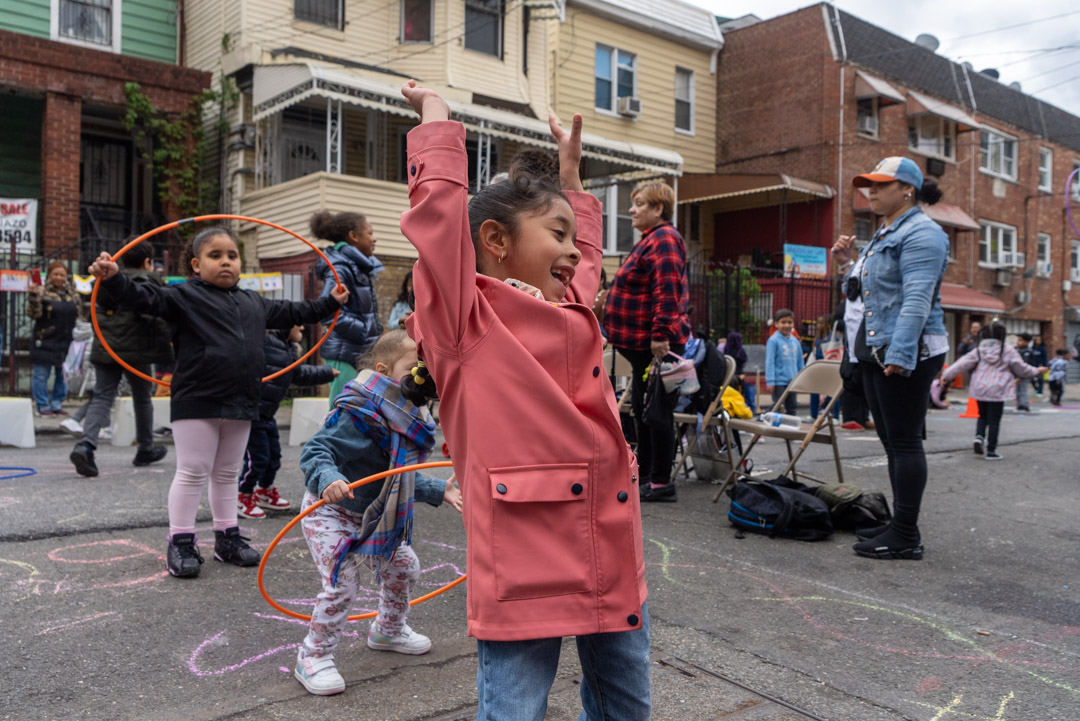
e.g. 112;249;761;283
759;412;802;428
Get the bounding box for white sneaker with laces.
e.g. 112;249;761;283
59;418;84;436
294;648;345;695
367;623;432;655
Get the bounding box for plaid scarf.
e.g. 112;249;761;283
325;370;436;585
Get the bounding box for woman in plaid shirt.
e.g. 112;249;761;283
603;182;690;502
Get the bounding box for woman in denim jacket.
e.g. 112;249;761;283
832;157;948;561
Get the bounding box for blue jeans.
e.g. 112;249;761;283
32;364;67;412
475;603;651;721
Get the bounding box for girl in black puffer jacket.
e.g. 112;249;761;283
88;227;349;580
237;326;338;519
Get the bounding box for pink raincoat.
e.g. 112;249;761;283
402;122;646;641
941;339;1041;402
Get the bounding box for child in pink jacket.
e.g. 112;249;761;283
399;80;650;720
941;323;1046;460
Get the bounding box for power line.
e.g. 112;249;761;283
1031;73;1080;95
1017;56;1080;84
943;9;1080;43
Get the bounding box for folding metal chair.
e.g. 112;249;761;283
712;359;845;503
602;348;635;417
670;355;737;485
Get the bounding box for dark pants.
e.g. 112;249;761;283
1031;375;1044;394
1049;380;1064;405
80;362;153;451
238;418;282;493
860;354;944;536
841;366;870;425
770;385;798;416
974;400;1004;453
622;345;684;487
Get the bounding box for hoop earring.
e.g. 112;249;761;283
498;254;505;264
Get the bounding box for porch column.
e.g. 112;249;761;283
41;92;81;252
326;99;342;174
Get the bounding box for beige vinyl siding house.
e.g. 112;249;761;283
183;0;722;264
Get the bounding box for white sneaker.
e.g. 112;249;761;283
99;426;113;441
294;648;345;695
367;623;432;655
59;418;84;436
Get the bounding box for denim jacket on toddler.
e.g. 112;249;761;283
299;418;447;515
850;206;948;371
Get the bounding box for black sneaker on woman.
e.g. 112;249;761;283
166;533;204;577
213;527;261;566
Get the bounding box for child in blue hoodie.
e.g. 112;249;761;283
766;308;805;415
294;329;461;696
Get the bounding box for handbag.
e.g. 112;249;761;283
820;322;844;362
658;353;701;396
642;361;679;429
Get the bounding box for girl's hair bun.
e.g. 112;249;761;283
508;149;560;186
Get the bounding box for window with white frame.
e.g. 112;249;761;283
908;115;955;160
674;67;694;133
594;45;636;112
294;0;344;29
979;128;1017;180
589;183;637;254
1038;147;1053;192
856;98;879;137
978;220;1019;267
401;0;432;43
1036;233;1052;277
464;0;502;57
54;0;119;50
1072;239;1080;283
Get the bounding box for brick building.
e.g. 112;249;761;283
0;1;209;254
694;4;1080;361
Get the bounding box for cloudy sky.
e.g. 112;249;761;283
685;1;1080;117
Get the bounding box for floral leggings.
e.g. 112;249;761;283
300;492;420;657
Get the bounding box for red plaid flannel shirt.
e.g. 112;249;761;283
602;222;690;351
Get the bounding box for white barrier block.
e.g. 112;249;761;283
289;398;329;446
111;396;171;447
0;398;35;448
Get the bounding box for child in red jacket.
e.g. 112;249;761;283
399;80;650;720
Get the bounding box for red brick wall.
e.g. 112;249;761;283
40;92;81;250
715;6;1080;348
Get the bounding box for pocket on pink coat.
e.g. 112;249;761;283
489;463;594;601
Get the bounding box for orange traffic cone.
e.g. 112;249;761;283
959;397;979;418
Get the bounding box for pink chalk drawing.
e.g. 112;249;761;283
48;538;161;564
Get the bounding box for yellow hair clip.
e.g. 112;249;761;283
410;365;426;385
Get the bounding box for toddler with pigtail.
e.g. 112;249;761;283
293;329;461;696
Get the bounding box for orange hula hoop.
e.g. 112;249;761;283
88;214;343;387
257;460;464;622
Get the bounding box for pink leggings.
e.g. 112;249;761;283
168;418;251;537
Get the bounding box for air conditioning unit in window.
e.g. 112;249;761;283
617;96;642;117
1012;252;1025;268
856;115;878;134
1036;261;1052;277
994;269;1013;287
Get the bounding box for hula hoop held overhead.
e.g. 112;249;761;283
257;461;465;622
89;214;343;387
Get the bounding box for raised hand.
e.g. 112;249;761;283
548;112;584;192
330;284;350;306
88;251;118;280
401;80;450;124
832;235;856;266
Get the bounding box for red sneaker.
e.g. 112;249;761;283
840;421;865;430
237;492;266;519
254;486;291;510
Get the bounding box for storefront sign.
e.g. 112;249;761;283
0;199;37;254
783;243;828;278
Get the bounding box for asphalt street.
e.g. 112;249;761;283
2;393;1079;721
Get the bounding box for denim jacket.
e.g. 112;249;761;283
848;207;948;371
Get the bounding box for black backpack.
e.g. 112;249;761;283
727;477;833;541
812;483;891;533
688;340;727;414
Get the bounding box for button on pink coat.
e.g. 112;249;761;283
402;121;647;641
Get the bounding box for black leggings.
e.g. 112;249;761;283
621;346;683;486
860;354;944;535
975;401;1004;453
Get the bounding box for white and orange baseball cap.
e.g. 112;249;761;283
852;156;924;190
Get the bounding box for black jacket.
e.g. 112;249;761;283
99;273;340;421
259;331;336;420
90;268;174;367
27;283;80;367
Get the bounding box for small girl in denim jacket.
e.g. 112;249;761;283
293;329;461;695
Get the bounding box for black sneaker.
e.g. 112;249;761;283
214;527;261;567
133;445;168;466
1016;406;1030;412
70;443;99;477
853;528;923;560
166;533;204;578
639;483;678;503
973;436;984;455
985;451;1003;461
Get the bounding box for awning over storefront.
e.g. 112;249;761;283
855;71;905;106
939;283;1006;313
679;173;834;207
853;188;979;231
906;91;979;132
252;64;684;175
